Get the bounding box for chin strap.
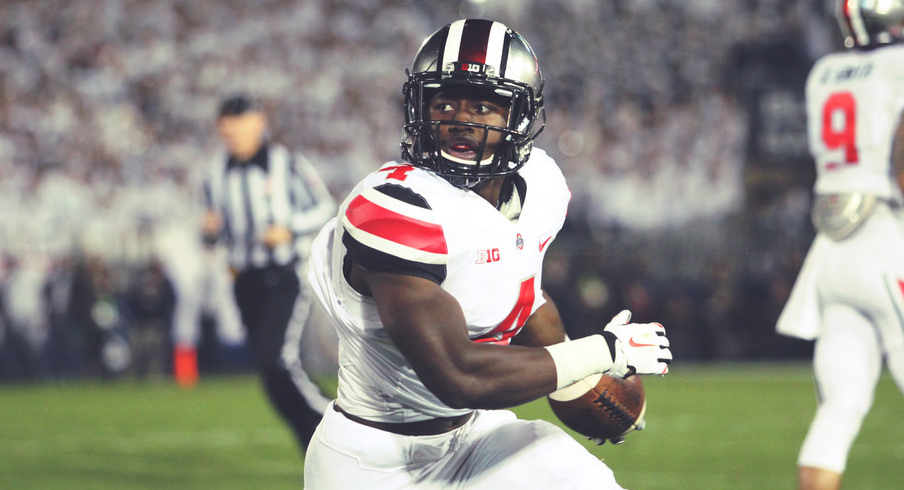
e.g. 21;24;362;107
439;149;495;167
436;151;509;189
442;174;488;189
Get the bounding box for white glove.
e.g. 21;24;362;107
544;310;672;390
601;310;672;377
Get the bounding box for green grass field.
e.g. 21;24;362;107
1;363;901;489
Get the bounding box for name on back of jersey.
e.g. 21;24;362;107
819;61;874;85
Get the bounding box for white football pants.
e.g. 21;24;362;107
797;204;904;473
304;402;624;489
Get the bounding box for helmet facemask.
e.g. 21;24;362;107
403;75;543;188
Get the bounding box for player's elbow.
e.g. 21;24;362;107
428;372;502;409
432;384;488;409
437;393;473;410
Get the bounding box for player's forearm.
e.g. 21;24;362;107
376;294;558;408
411;340;561;410
370;272;569;409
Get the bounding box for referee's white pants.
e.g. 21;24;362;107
304;401;623;489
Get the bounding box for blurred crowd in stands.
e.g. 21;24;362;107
0;0;833;383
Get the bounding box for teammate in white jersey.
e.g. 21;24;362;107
305;19;672;489
777;2;904;489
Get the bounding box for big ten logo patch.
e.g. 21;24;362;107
476;248;501;264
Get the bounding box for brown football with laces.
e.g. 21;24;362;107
548;372;646;442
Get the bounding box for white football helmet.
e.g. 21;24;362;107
401;19;545;188
837;0;904;48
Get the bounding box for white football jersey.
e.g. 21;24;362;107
806;44;904;198
308;148;570;422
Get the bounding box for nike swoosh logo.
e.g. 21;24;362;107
629;338;656;348
539;236;553;252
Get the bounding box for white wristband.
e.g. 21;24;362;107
543;335;613;390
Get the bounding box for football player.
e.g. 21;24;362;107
777;2;904;489
305;19;671;489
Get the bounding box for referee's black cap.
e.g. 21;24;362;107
218;93;262;117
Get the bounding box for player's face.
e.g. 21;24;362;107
217;111;267;161
428;89;510;163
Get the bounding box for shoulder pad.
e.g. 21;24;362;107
342;183;448;264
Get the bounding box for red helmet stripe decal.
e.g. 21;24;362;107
458;19;492;64
345;194;448;255
443;19;507;72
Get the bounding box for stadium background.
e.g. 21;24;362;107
0;0;829;380
3;1;904;489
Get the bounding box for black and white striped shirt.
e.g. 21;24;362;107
204;143;335;272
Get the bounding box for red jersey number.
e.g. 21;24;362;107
379;165;415;181
473;277;536;345
822;91;859;170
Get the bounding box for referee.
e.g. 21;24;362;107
202;93;335;451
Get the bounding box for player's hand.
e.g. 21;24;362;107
202;211;223;239
602;310;672;377
262;225;293;248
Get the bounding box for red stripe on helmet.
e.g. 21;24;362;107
457;19;493;64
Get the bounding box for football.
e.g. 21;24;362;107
548;372;646;442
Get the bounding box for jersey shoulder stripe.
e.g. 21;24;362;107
342;184;448;265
